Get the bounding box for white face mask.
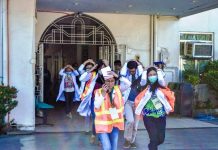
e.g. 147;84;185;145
148;75;158;84
66;72;71;75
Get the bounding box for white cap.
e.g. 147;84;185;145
101;66;113;80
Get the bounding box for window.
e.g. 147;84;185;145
180;32;213;57
179;32;214;81
180;33;213;42
0;0;3;84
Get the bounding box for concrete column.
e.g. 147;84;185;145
8;0;36;130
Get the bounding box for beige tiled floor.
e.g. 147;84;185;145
35;102;218;133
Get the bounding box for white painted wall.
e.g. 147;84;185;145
157;16;180;83
157;16;180;67
36;12;151;67
8;0;36;130
179;8;218;59
90;13;151;66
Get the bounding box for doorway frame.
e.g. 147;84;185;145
35;13;117;105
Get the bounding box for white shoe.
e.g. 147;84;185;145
66;112;72;119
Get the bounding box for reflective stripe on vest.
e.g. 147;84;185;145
81;72;96;100
95;107;124;116
95;86;123;116
95;118;124;125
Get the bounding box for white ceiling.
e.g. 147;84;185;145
36;0;218;18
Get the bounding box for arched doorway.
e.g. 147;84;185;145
35;13;117;131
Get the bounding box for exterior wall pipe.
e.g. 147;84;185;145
150;15;158;65
150;15;154;65
6;0;9;85
0;0;3;83
153;15;158;62
1;0;9;85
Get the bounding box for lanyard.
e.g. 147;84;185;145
109;88;114;107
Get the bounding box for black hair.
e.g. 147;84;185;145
127;61;138;69
114;60;121;66
85;62;94;68
146;67;165;93
96;59;104;71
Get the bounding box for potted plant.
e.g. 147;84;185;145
0;85;18;134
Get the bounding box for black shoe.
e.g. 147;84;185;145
130;142;137;149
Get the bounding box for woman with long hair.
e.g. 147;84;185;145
135;67;175;150
94;69;131;150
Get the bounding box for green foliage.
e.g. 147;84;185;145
0;85;18;132
204;60;218;72
201;60;218;100
183;61;200;85
185;74;200;86
198;61;208;74
203;60;218;92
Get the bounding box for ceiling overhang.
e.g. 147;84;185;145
36;0;218;18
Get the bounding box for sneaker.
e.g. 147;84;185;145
89;135;96;144
130;142;137;149
66;112;72;119
123;140;131;149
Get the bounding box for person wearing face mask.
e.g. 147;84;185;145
56;64;80;119
77;59;96;97
77;59;109;144
134;67;175;150
77;59;95;133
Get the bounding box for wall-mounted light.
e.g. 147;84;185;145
128;4;133;8
75;12;82;18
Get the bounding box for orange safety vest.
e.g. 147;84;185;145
80;72;97;100
135;87;175;116
94;86;124;133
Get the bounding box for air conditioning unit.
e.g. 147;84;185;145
184;42;213;58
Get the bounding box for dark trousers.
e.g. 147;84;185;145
90;99;96;135
64;91;74;114
143;116;166;150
